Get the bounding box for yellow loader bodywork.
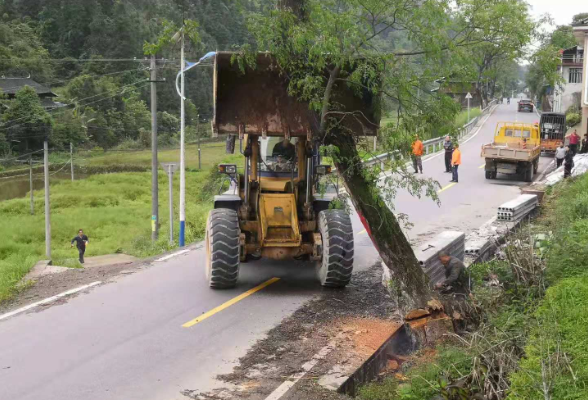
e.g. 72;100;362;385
259;194;301;247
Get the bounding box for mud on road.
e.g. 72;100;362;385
185;264;399;400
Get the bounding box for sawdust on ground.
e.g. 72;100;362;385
337;317;401;357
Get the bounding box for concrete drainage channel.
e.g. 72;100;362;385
321;190;544;397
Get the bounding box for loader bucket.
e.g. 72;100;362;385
212;52;380;137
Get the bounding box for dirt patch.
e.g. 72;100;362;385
338;318;401;357
184;264;399;400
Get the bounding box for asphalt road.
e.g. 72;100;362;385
0;101;552;400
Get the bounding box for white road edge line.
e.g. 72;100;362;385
264;339;338;400
155;249;191;262
0;281;102;322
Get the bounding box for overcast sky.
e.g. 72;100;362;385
527;0;585;27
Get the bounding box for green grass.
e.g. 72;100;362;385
358;346;472;400
506;174;588;399
509;276;588;400
77;141;243;170
454;107;482;127
0;167;228;303
358;173;588;400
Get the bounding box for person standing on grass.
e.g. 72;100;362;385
555;142;566;168
569;129;580;155
564;146;574;179
412;134;424;174
450;143;461;183
443;135;453;173
71;229;89;264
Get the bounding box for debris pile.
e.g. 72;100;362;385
542;153;588;186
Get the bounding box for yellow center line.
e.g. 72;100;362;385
437;182;456;194
478;164;486;169
357;229;367;235
182;277;280;328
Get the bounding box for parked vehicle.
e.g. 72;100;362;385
539;112;566;153
481;122;541;182
518;99;534;112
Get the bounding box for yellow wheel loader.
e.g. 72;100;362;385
205;53;379;289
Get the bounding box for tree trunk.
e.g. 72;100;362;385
280;0;434;312
326;131;434;311
277;0;307;19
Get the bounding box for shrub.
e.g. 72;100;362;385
566;112;581;128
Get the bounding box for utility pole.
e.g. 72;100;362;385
29;156;34;215
44;139;51;259
70;142;74;181
150;55;159;242
179;29;186;247
161;163;179;244
197;114;201;170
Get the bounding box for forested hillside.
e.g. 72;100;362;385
0;0;269;152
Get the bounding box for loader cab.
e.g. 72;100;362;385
259;137;299;175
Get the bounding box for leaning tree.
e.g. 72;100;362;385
241;0;533;311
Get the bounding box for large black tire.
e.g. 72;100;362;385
524;164;533;182
205;209;240;289
485;170;492;180
316;210;354;288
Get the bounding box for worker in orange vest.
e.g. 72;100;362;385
450;143;461;183
412;134;424;174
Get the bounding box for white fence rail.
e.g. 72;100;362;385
362;99;497;169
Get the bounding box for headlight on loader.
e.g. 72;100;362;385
316;165;332;175
219;164;237;174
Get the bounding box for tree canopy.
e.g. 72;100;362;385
242;0;534;309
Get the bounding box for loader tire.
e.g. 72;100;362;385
205;208;240;289
485;170;493;180
317;210;354;288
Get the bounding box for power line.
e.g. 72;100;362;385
0;149;44;162
0;79;150;132
0;58;169;63
1;67;151;94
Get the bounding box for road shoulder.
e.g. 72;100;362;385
0;244;201;315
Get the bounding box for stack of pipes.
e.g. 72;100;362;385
465;238;493;257
497;194;538;221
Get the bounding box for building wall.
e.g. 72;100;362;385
556;66;583;113
582;35;588;136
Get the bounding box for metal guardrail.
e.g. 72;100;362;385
362;99;498;169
